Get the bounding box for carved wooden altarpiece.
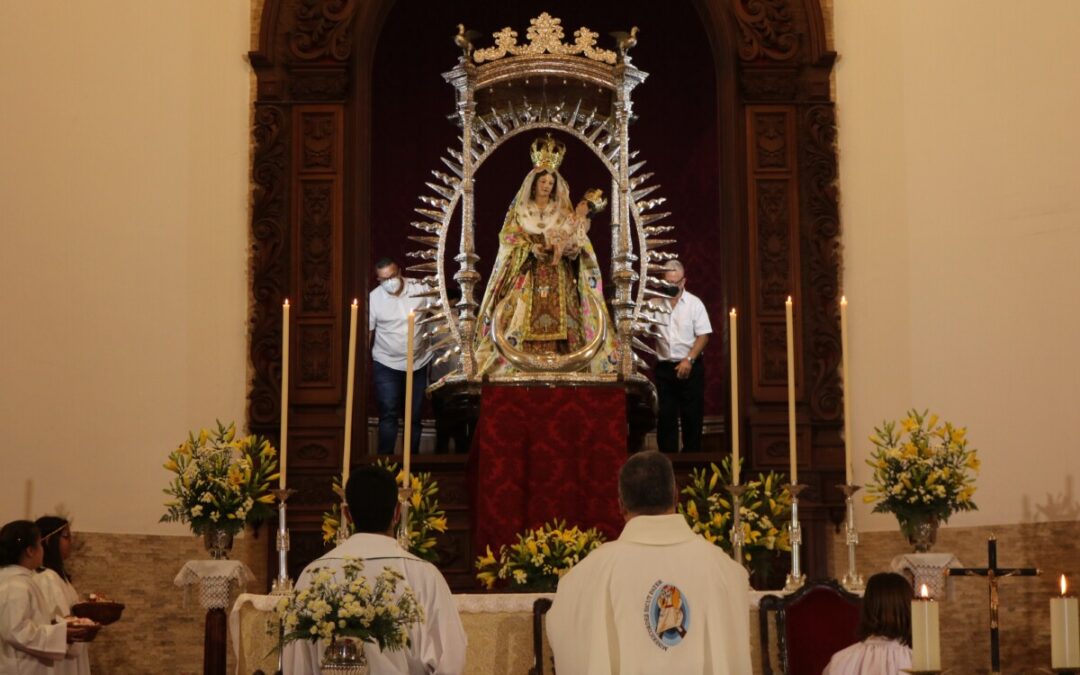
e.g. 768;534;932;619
249;0;844;590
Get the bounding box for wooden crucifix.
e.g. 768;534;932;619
946;535;1040;674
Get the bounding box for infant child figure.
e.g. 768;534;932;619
546;188;607;265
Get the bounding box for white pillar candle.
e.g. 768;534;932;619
729;308;740;485
403;311;416;485
279;299;290;489
342;299;359;486
1052;575;1080;667
911;584;941;670
785;296;797;484
840;296;852;485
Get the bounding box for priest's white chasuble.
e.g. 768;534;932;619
282;533;467;675
547;514;752;675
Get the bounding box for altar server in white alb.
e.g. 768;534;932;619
33;516;91;675
547;451;752;674
0;520;92;675
282;465;467;675
823;572;912;675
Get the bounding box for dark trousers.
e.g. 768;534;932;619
373;361;428;456
656;359;705;453
432;391;473;454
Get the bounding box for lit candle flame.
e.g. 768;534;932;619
920;583;930;599
284;298;289;307
730;308;737;318
1062;574;1069;596
841;295;847;306
352;298;358;306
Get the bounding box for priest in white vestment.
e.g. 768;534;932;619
282;466;466;675
547;451;752;675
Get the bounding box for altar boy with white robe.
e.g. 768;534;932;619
547;451;752;675
282;466;467;675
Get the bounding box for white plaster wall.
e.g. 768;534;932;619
834;0;1080;529
0;1;252;533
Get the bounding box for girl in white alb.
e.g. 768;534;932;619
34;517;91;675
824;572;913;675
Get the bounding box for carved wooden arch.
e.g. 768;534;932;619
249;0;844;584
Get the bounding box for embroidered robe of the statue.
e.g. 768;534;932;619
473;165;618;377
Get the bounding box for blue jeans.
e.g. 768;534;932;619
373;361;428;455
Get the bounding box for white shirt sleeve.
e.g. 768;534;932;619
692;297;712;337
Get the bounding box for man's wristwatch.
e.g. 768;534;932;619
684;355;694;365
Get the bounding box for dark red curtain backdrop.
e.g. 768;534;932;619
370;0;727;417
468;386;628;554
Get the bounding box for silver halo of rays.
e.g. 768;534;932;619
406;13;678;385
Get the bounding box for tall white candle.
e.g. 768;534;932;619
785;296;797;484
729;309;740;485
403;311;416;485
840;296;852;485
342;299;359;486
911;584;941;670
1052;575;1080;667
279;299;290;489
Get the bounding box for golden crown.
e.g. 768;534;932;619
530;134;567;171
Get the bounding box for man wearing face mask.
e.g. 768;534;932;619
653;260;711;453
370;257;431;455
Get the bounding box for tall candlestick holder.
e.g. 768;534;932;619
784;483;807;591
335;500;351;545
837;483;865;592
270;488;296;596
396;487;414;550
727;484;748;570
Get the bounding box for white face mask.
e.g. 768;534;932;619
380;277;402;294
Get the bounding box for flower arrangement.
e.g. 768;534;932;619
321;461;447;562
864;409;979;534
160;421;278;536
679;457;792;575
475;520;606;592
278;557;423;651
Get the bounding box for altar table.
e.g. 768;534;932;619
230;590;779;675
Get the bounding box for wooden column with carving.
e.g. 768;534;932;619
734;0;845;579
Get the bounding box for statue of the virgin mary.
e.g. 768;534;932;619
473;135;619;376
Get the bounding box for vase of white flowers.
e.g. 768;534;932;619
278;558;423;672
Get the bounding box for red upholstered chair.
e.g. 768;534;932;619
758;578;862;675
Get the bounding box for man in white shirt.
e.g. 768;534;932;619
547;451;751;674
653;260;712;453
282;465;467;675
370;257;432;455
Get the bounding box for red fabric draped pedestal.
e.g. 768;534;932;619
469;385;628;556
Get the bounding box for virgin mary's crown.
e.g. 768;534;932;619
530;134;567;171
